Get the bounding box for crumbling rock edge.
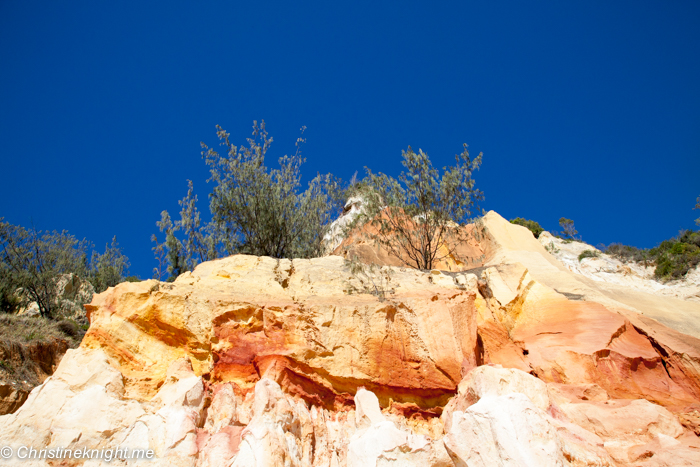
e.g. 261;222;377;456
1;211;700;466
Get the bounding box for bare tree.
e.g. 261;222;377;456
356;144;483;270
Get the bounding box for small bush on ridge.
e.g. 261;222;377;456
509;218;544;238
578;250;600;262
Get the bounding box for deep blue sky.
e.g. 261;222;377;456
1;1;699;279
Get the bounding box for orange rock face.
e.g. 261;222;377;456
332;212;493;271
3;211;700;466
83;256;479;415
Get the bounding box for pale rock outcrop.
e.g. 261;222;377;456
231;378;308;467
348;387;451;467
473;215;700;411
354;387;385;429
538;231;700;303
558;399;687;463
0;347;146;465
323;196;366;254
442;364;550;429
445;393;565;467
442;365;614;467
1;210;700;466
560;399;684;444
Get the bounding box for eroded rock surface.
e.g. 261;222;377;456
2;211;700;466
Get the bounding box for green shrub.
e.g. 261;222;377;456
605;243;648;263
578;250;599;262
559;218;578;240
88;236;131;293
154;121;345;278
0;219;131;317
509;218;544;238
0;272;22;314
0;221;90;318
605;230;700;280
357;144;483;270
650;230;700;280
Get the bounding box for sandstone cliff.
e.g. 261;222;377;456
1;211;699;466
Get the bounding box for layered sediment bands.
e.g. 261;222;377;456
475;261;700;409
473;213;700;412
83;255;478;410
3;211;700;466
76;215;700;417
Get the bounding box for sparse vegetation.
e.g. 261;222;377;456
544;241;560;255
88;236;131;293
605;243;648;264
578;250;599;262
344;255;394;301
559;218;578;240
353;144;483;270
0;218;131;318
650;230;700;280
0;314;84;347
153;121;345;280
0;314;82;391
509;218;544;238
605;230;700;280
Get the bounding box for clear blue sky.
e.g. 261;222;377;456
1;1;699;279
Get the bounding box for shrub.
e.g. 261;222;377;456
0;219;131;317
0;221;90;318
509;218;544;238
204;122;344;259
578;250;599;262
0;269;22;314
154;121;344;278
57;319;80;338
650;230;700;280
544;241;560;255
88;236;131;293
559;218;578;240
0;314;83;347
605;230;700;280
356;144;483;270
605;243;648;264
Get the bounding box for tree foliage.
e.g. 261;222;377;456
509;218;544;238
153;121;344;279
606;229;700;281
356;144;483;270
0;218;130;318
0;221;89;318
88;236;131;293
650;230;700;280
559;218;578;240
204;121;343;259
152;210;186;282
